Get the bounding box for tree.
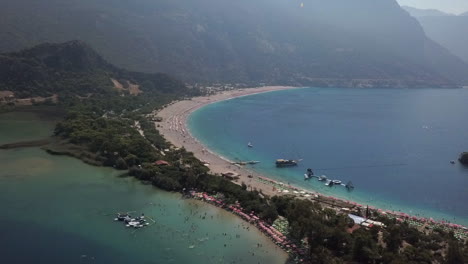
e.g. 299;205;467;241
259;205;278;223
115;157;128;170
459;152;468;165
385;226;403;253
124;154;139;167
446;240;465;264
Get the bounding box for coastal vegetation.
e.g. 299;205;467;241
459;152;468;165
2;41;468;263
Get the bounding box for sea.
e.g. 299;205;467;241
188;87;468;226
0;111;287;264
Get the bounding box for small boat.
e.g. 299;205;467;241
450;160;456;164
345;181;354;190
116;213;129;221
248;142;253;148
276;159;298;167
304;168;315;180
325;180;332;186
318;175;327;181
247;161;260;164
332;180;342;185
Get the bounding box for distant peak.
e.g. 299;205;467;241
402;6;454;17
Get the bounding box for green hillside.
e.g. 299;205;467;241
0;40;189;99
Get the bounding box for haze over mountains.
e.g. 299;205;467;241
404;6;468;66
2;0;468;87
402;6;455;17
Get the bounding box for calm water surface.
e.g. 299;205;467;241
189;87;468;225
0;112;286;264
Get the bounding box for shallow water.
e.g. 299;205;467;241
0;111;287;264
189;87;468;225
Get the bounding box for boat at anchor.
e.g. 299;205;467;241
276;159;298;167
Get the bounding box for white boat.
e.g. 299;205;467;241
332;180;342;185
318;175;327;181
325;180;331;186
247;142;253;148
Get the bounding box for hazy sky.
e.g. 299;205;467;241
397;0;468;14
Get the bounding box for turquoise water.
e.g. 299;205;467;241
0;112;287;264
189;87;468;226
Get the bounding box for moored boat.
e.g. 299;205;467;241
304;168;315;180
318;175;328;181
345;181;355;190
332;180;342;185
276;159;298;167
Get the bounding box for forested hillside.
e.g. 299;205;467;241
1;0;468;87
0;40;188;99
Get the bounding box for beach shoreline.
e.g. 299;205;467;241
155;86;300;197
154;86;468;239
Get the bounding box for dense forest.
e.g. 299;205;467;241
0;40;188;98
2;41;467;263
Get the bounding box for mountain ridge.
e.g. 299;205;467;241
402;6;454;17
408;10;468;65
1;0;468;87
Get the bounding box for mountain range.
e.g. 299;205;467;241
402;6;454;17
1;0;468;87
404;6;468;66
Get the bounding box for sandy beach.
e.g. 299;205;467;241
155;86;298;197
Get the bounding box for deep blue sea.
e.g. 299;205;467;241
188;87;468;225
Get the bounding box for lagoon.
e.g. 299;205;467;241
0;112;287;264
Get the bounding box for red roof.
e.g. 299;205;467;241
347;224;361;234
155;160;170;166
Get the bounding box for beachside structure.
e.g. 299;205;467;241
348;214;386;228
222;171;240;180
155;160;170;166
